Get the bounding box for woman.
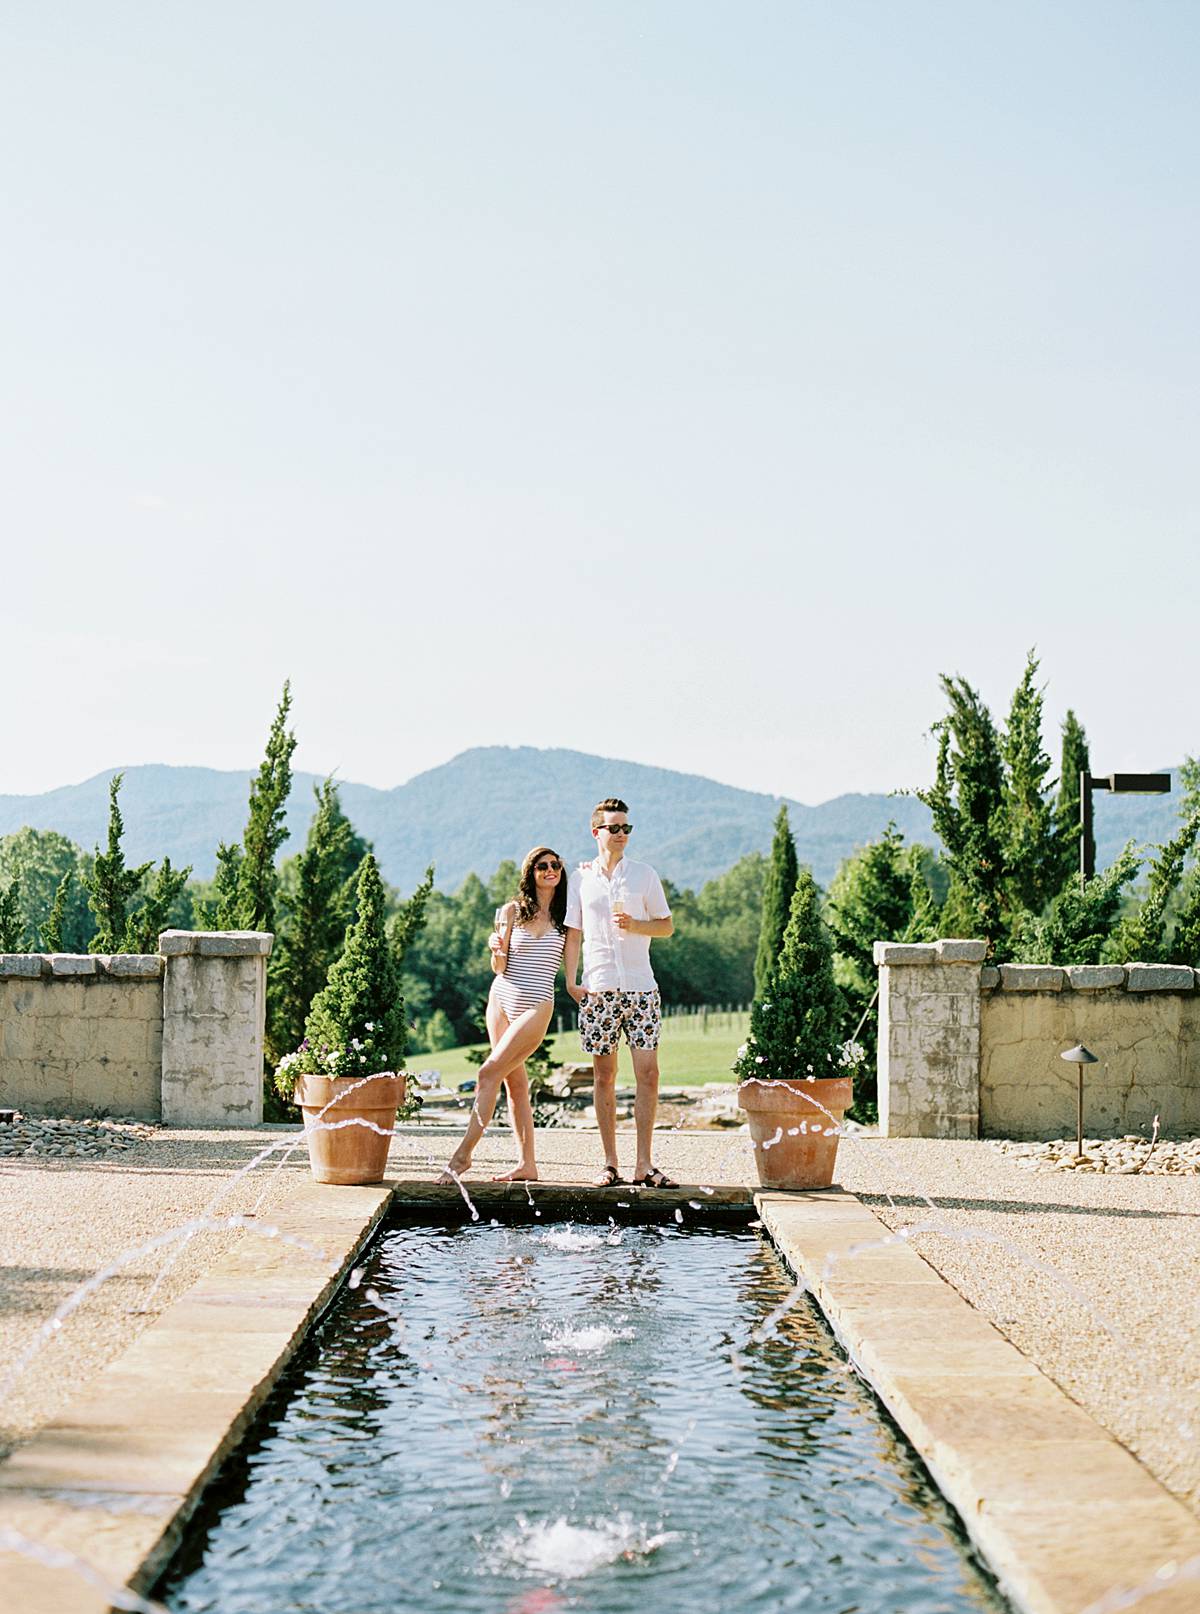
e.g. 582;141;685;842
438;846;567;1184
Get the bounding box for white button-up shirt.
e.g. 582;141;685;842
565;857;672;992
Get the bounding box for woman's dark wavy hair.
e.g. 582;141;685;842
515;846;568;932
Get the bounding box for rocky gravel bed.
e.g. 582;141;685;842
990;1135;1200;1173
0;1114;158;1158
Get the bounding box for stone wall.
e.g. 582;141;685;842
0;932;272;1125
0;954;163;1119
875;943;1200;1139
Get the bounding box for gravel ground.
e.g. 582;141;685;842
833;1135;1200;1515
0;1124;312;1458
3;1120;1198;1526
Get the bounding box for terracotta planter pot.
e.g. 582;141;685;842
295;1073;405;1185
738;1075;853;1190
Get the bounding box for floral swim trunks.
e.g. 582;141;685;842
579;989;662;1054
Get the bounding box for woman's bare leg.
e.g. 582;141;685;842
494;1065;537;1181
484;991;535;1179
438;1002;553;1182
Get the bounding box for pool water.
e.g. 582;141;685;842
159;1220;1009;1613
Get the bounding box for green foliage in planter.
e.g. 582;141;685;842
275;854;410;1107
753;805;798;999
733;869;844;1086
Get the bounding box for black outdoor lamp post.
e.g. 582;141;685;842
1079;772;1171;892
1060;1044;1099;1161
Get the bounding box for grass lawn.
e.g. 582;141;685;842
410;1010;749;1088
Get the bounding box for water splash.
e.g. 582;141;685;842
543;1324;632;1354
490;1513;676;1581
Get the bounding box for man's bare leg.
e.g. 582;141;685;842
631;1045;662;1183
592;1048;620;1181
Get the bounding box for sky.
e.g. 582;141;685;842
2;2;1196;803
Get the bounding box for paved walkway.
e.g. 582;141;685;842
3;1124;1198;1524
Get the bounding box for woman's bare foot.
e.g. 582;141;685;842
491;1165;539;1182
437;1154;471;1185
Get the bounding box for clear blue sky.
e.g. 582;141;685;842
3;2;1196;800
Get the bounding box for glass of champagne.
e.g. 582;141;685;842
493;906;510;959
611;896;626;931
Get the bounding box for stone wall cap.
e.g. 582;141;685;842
48;954;99;977
99;953;164;979
979;966;1000;988
0;954;45;978
934;939;989;963
874;942;937;965
1065;965;1126;991
998;964;1065;992
1125;962;1195;992
159;930;274;958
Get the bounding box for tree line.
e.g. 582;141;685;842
4;658;1197;1121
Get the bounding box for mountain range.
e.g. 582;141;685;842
0;748;1185;895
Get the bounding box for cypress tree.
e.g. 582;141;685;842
391;862;435;966
129;857;192;952
84;775;153;953
40;871;72;953
235;681;296;934
1055;710;1092;890
271;779;357;1059
754;805;799;999
294;854;407;1083
1108;810;1200;964
0;878;24;951
209;842;244;929
915;675;1007;948
1000;651;1058;914
734;869;842;1084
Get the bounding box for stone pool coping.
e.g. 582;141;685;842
2;1178;1198;1614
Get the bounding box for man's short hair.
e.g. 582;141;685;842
591;797;628;830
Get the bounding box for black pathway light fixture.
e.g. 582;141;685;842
1079;771;1171;893
1060;1044;1099;1162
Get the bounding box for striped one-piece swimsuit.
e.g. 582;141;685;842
494;924;565;1018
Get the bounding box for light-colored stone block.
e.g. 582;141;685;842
934;938;988;962
100;953;164;979
979;966;1000;988
160;949;268;1126
1125;963;1195;992
998;964;1065;992
158;929;273;958
47;954;98;977
873;942;936;965
0;954;44;978
1065;965;1126;990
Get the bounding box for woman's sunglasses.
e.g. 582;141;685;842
533;859;563;873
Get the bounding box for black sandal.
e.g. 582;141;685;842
634;1167;677;1189
594;1164;625;1187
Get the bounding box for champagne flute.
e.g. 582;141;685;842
493;906;510;959
611;896;626;931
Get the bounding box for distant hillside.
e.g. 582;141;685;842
0;748;1185;895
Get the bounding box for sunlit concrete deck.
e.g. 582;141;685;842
2;1126;1200;1613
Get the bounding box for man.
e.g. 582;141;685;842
564;797;676;1188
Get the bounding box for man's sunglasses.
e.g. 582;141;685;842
533;859;563;873
598;823;633;835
